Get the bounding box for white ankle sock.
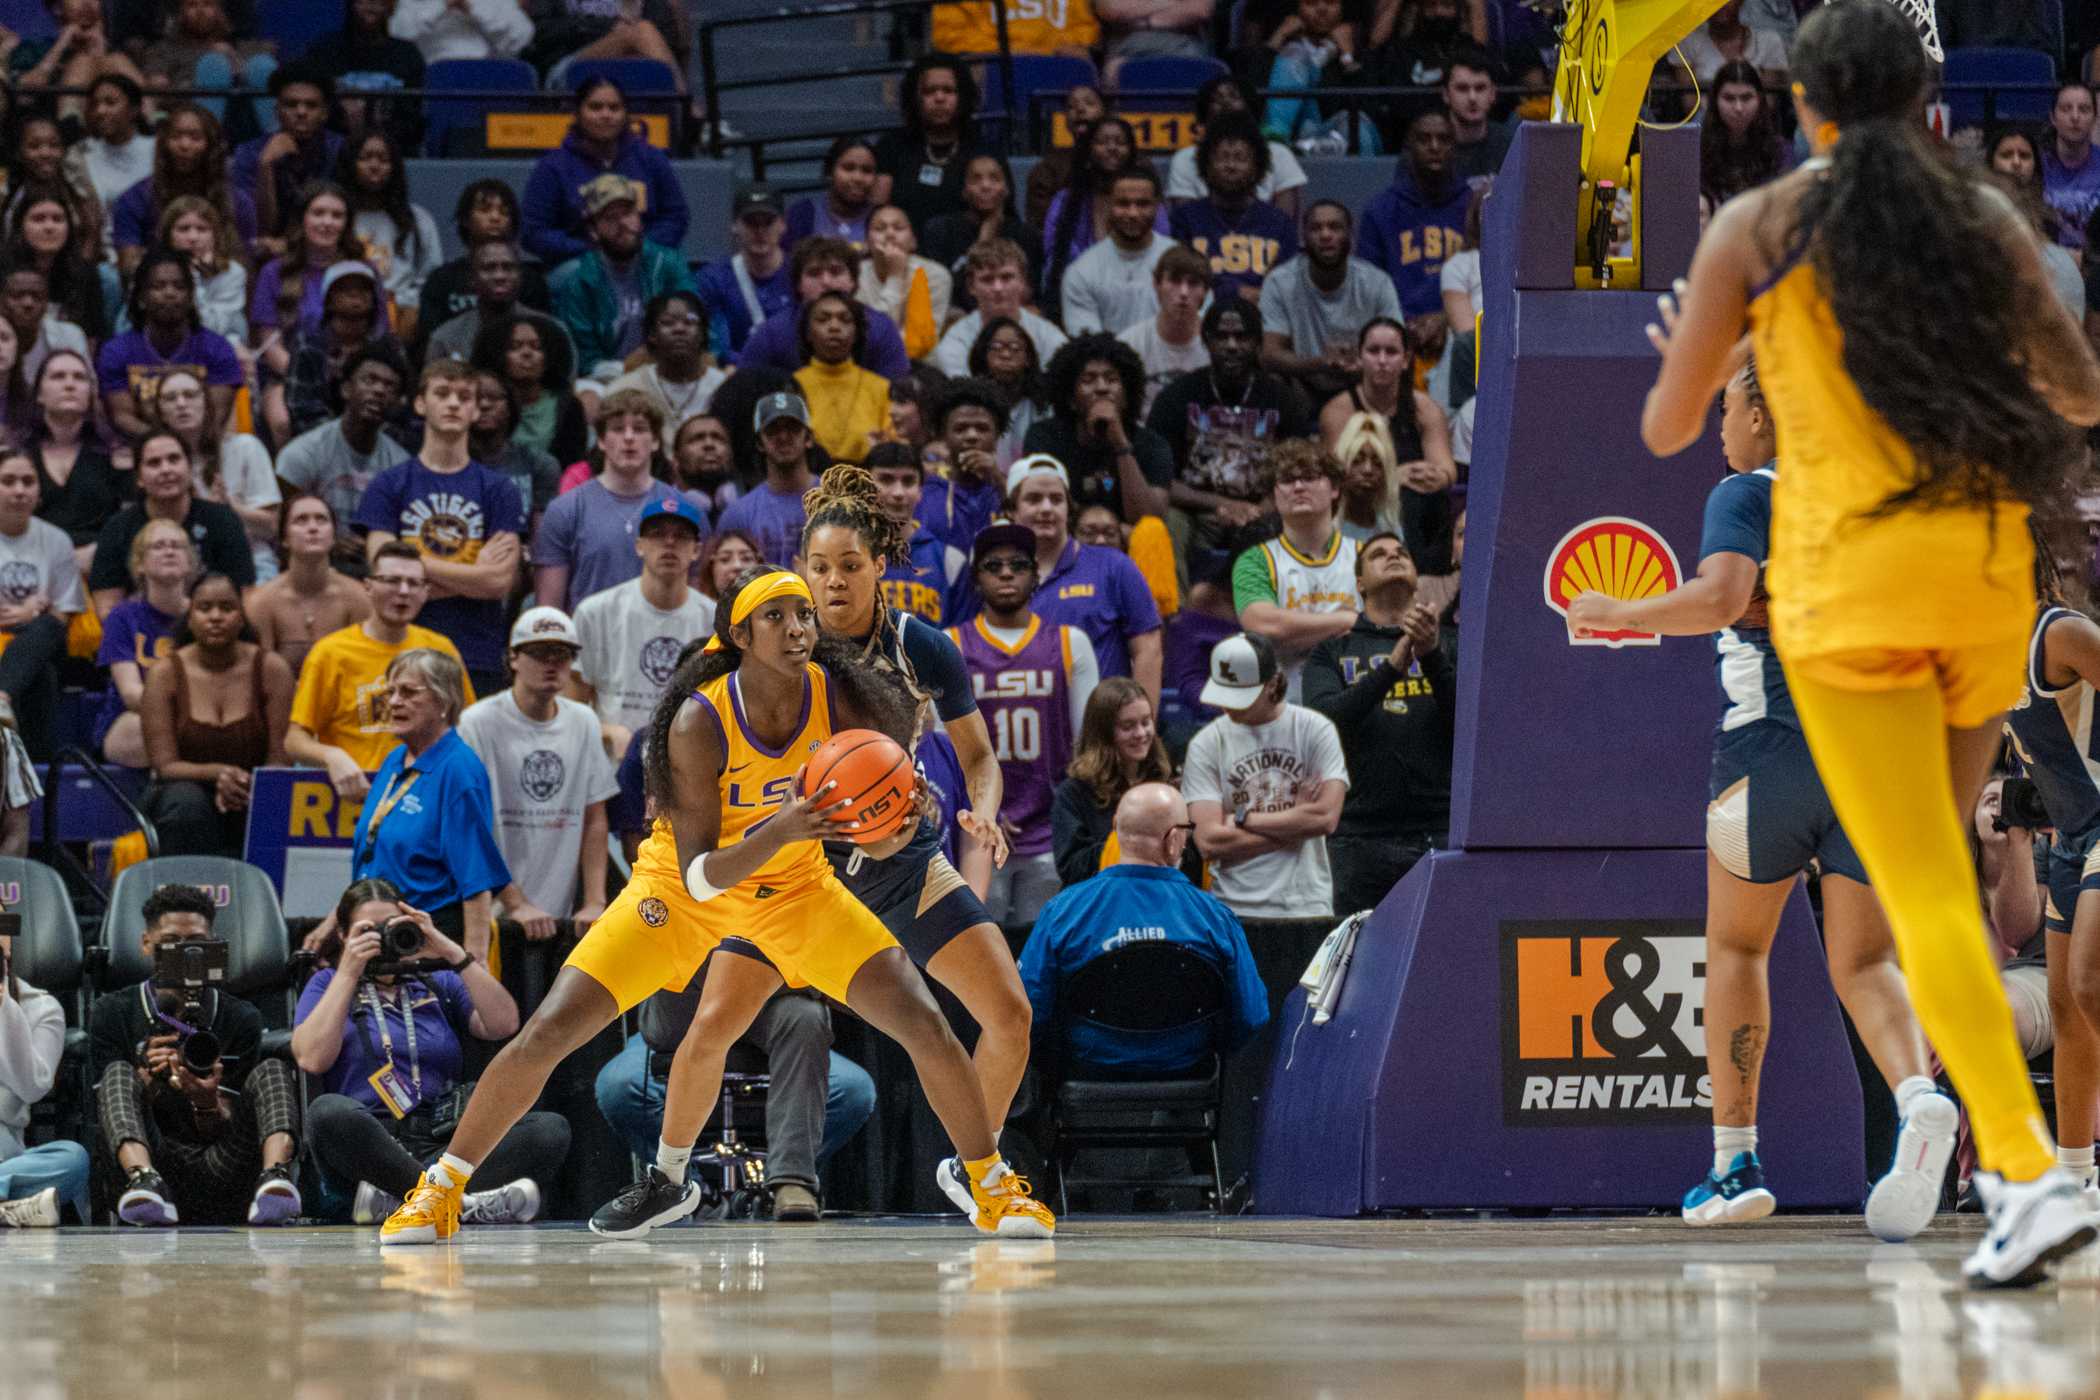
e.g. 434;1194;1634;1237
430;1153;475;1191
656;1140;693;1182
1714;1126;1757;1175
2058;1144;2094;1181
1894;1076;1938;1119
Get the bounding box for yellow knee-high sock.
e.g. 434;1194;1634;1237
1787;670;2055;1182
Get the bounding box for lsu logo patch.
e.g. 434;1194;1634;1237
1543;516;1682;647
1501;919;1710;1126
638;897;668;927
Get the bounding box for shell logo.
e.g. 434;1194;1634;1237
1543;516;1682;648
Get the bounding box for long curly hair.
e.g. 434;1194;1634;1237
1046;332;1145;433
1783;0;2078;515
643;565;918;803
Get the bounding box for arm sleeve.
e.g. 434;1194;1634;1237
521;160;589;266
582;713;622;804
1135;430;1175;489
1061;258;1102;335
206;507;258;586
529;493;576;567
87;992;134;1078
0;991;65;1105
1306;710;1349;789
452;765;514;899
288;650;328;732
865;313;911;381
1217;907;1272;1049
1179;724;1223;805
1112;555;1163;635
550;269;607;379
1370;269;1401;320
388;0;442;40
1063;627;1098;734
1051;780;1106;886
46;533;85;614
1698;472;1769;566
1302;636;1388;733
202;331;243;386
908;617;979;723
353;468;402;536
95;340;129;397
216;996;263;1084
1231;544;1276;611
1355;203;1391;278
87;520;132;593
292;967;336;1026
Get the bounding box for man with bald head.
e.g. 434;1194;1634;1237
1018;783;1270;1072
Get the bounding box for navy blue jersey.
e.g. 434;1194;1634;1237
1699;465;1796;733
2005;606;2100;839
1167;200;1298;302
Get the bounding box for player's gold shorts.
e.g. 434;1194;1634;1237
1780;634;2027;731
565;862;901;1013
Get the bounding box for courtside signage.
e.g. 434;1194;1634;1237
1501;919;1711;1125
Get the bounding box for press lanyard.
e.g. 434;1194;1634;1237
139;981;206;1039
358;767;422;864
363;981;421;1104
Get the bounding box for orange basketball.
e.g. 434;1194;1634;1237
804;729;916;845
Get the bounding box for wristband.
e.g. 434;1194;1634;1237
450;953;476;972
685;854;727;902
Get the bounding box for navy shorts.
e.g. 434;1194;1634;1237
1706;722;1867;885
2043;826;2100;933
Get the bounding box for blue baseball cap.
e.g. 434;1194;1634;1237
638;495;706;535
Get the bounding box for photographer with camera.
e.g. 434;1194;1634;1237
294;878;563;1226
1;916;90;1227
88;885;303;1226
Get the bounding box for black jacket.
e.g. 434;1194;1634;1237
87;982;263;1088
1303;612;1456;840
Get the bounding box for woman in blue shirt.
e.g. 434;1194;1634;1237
350;648;510;963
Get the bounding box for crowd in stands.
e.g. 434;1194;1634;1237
0;0;2097;1227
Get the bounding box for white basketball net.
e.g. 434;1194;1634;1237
1886;0;1944;63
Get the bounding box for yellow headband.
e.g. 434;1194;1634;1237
704;571;813;651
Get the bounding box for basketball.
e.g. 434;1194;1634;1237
803;728;916;845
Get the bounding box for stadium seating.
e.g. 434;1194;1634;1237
423;58;541;158
1943;46;2058;127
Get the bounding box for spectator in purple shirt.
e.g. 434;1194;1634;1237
734;237;913;381
519;78;691;268
229;64;347;253
917;377;1008;555
2044;81;2100;258
109;104;258;279
1168;113;1298;305
714;390;819;567
97;248;243;439
985;454;1163;708
1357;109;1470;319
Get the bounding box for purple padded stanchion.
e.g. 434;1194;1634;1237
1252;122;1865;1214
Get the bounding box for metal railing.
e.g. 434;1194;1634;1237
696;0;1014;160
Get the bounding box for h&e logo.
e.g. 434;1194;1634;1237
1500;919;1709;1126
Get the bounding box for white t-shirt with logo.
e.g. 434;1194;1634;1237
0;517;85;616
458;691;622;914
1180;703;1348;920
572;578;719;736
1118;318;1210;415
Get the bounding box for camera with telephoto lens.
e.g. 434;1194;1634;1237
1995;777;2052;833
380;916;424;960
150;938;230;1076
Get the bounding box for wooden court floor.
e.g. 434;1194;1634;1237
5;1214;2099;1398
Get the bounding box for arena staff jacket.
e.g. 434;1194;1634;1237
521;130;693;266
349;729;511;914
1018;863;1270;1072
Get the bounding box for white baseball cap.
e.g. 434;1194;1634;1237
1005;453;1069;499
1201;633;1280;710
509;606;580;650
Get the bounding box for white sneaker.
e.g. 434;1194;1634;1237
1962;1169;2099;1289
936;1157;979;1224
352;1182;402;1226
0;1187;59;1228
461;1177;541;1225
1866;1091;1957;1242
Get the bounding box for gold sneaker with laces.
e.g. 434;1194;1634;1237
970;1167;1055;1238
380;1171;463;1246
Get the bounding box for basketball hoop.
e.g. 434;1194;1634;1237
1886;0;1944;63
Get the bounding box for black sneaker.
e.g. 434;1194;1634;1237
247;1164;302;1226
118;1168;179;1227
588;1166;704;1239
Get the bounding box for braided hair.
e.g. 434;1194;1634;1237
642;565;918;803
799;463;930;711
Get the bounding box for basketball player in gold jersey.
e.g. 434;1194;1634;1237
378;567;1054;1243
1640;0;2100;1285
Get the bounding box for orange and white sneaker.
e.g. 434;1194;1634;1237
970;1166;1055;1238
380;1171;463;1246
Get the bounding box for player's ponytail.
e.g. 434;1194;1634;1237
642;567;774;803
1788;1;2078;515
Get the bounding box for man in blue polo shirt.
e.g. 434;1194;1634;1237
1020;782;1269;1073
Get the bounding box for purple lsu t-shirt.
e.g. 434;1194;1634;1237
93;596;180;742
950;616;1076;857
96;327;245;406
294;966;474;1112
1028;540;1162;681
714;481;807;568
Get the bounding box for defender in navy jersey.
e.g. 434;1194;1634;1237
795;466;1037;1225
2001;550;2100;1211
950;522;1099;927
1567;358;1954;1243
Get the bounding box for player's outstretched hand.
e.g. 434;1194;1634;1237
1644;278;1687;357
958;808;1011;868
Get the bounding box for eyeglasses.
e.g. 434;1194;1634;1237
977;558;1033;576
